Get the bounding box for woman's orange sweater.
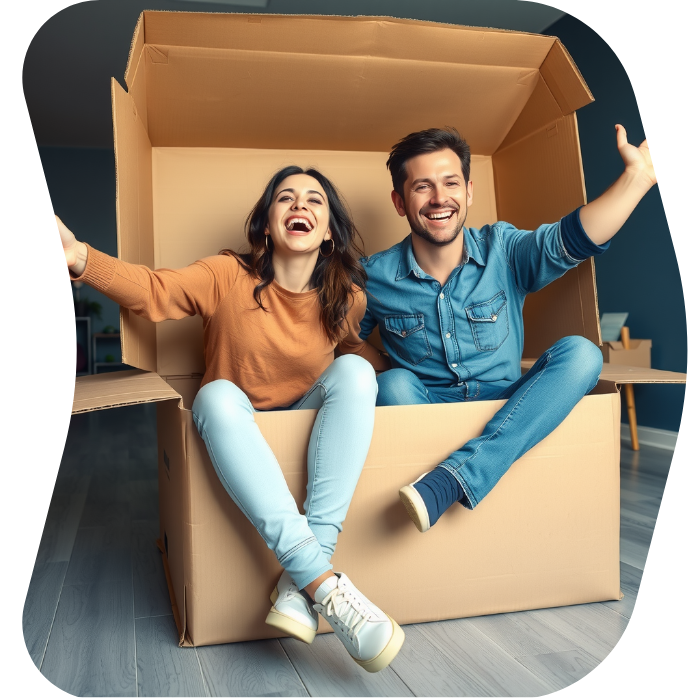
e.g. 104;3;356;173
75;245;387;409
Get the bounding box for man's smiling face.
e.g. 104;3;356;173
391;148;473;247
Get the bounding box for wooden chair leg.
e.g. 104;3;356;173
624;383;640;451
620;326;640;451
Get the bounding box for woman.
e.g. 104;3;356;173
57;165;402;673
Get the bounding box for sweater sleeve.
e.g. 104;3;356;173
71;245;239;321
336;289;391;372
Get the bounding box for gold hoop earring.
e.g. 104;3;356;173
319;238;335;258
265;235;272;252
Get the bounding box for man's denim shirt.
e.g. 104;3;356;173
360;211;608;399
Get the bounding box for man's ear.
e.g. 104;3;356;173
390;190;407;217
466;180;474;208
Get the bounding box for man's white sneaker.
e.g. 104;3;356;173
313;573;405;673
265;569;318;644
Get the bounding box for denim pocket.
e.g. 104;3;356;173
384;313;432;365
466;291;509;352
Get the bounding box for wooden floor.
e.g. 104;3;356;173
23;403;671;697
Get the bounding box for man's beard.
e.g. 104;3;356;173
407;207;467;247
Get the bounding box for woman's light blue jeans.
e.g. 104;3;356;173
191;355;377;591
376;336;603;509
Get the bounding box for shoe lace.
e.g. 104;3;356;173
320;584;372;641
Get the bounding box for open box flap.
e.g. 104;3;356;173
122;11;592;154
72;370;182;415
112;78;157;372
521;359;686;385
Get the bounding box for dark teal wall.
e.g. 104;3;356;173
40;146;122;345
544;14;686;432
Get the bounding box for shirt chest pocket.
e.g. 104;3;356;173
383;314;432;365
466;291;509;352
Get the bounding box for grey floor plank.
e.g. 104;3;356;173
620;520;655;570
516;648;602;692
601;561;642;619
415;618;550;697
136;615;207;697
132;519;172;619
527;603;628;662
619;487;664;521
280;633;411;697
63;525;132;586
80;469;132;529
41;581;136;697
198;638;308;697
388;623;484;697
22;561;68;668
467;608;580;658
34;482;90;566
129;478;159;520
621;506;657;532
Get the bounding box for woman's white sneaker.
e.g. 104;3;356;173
265;569;318;644
313;573;405;673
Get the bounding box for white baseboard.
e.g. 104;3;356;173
621;423;678;451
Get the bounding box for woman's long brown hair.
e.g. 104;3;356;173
220;166;367;345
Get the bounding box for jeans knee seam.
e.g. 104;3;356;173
305;383;329;518
453;350;551;471
279;536;318;564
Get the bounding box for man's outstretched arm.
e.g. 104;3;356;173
579;124;657;245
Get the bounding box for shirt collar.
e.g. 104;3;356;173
395;229;485;282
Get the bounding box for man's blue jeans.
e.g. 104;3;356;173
191;355;377;590
377;336;603;509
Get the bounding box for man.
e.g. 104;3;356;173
357;125;656;532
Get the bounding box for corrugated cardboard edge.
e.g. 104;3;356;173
522;360;686;384
112;77;157;371
156;538;192;647
140;9;557;43
124;12;145;88
72;369;182;414
541;38;593;114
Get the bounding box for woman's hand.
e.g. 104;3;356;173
56;214;88;276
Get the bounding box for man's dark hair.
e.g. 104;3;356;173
386;127;471;197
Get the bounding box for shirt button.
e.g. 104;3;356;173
401;331;407;337
439;293;445;299
491;314;498;321
452;363;457;368
445;332;451;339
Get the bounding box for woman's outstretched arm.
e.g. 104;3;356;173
56;215;237;322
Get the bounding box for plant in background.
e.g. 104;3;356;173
72;280;103;319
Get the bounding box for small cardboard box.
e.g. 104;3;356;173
602;339;652;368
71;12;686;646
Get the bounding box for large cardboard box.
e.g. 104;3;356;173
72;12;686;646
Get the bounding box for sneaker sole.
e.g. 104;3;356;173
353;616;405;673
398;483;431;533
265;587;317;645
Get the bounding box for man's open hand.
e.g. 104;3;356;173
616;124;656;190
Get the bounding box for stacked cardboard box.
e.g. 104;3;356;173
603;339;652;368
72;12;685;646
